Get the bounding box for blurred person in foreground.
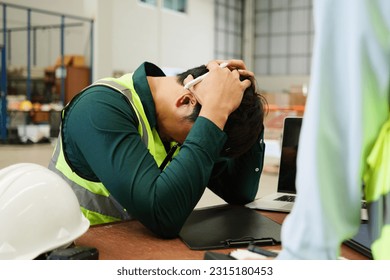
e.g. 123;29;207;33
277;0;390;259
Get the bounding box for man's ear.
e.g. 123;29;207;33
176;92;197;108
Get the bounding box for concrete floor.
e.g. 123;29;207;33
0;141;279;209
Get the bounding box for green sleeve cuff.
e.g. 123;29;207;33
185;116;227;160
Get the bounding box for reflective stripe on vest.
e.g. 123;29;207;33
49;132;129;224
49;75;171;225
95;74;171;167
363;116;390;259
92;78;149;146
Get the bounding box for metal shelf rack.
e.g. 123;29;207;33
0;2;94;141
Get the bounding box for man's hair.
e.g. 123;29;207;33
177;65;267;158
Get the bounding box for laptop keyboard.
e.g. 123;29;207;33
275;195;296;203
273;196;367;208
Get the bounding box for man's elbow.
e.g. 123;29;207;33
151;222;182;239
225;194;256;205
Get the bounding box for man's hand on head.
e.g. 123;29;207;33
189;60;251;130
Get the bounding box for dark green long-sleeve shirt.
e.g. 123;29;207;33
62;62;265;238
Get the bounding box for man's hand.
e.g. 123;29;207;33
215;59;255;78
190;60;252;130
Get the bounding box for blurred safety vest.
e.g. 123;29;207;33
363;115;390;259
49;74;178;225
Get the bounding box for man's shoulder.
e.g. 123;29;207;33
77;84;129;104
67;84;135;118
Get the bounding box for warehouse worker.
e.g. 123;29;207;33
49;60;266;238
277;0;390;259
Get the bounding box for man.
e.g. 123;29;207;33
49;60;266;238
277;0;390;259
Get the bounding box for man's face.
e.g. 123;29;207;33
153;76;198;144
158;117;194;144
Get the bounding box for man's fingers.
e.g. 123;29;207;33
240;79;252;91
183;74;194;85
207;60;254;81
206;60;220;70
215;59;247;70
238;69;254;78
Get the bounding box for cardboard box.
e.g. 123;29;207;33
55;55;85;67
289;84;307;106
55;55;72;67
72;55;86;67
262;92;290;107
31;111;50;123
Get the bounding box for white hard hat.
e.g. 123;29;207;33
0;163;90;260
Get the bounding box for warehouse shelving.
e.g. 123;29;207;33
0;2;94;142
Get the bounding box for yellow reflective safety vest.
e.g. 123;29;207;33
363;115;390;259
49;74;177;225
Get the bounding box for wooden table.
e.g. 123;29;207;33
75;210;368;260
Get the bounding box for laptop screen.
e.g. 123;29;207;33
277;117;302;194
